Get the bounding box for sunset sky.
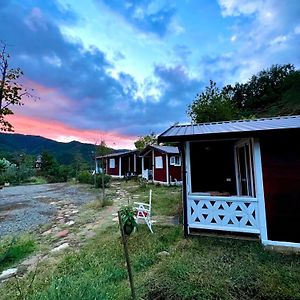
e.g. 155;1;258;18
1;0;300;148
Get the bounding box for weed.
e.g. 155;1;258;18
0;235;36;272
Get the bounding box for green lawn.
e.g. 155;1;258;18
120;179;182;217
2;226;300;299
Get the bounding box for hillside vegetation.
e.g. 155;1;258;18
0;133;126;165
188;64;300;123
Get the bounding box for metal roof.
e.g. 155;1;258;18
139;144;180;156
159;115;300;139
150;145;179;154
96;150;137;159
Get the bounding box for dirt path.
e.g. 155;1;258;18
0;183;101;237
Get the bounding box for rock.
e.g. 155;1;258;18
56;229;69;238
66;220;75;226
51;243;69;253
71;210;79;214
0;268;18;280
112;217;118;222
157;251;170;258
85;231;96;239
42;229;52;236
59;218;66;224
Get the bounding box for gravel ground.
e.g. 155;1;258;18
0;183;97;237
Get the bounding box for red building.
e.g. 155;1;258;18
97;150;141;178
158;115;300;249
140;145;182;185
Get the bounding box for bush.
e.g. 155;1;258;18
95;173;111;188
77;171;111;188
77;170;93;184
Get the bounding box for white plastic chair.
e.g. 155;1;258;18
134;189;153;233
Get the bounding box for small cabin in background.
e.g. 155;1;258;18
97;150;141;178
140;145;182;185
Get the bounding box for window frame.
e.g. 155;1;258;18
155;156;163;169
109;158;115;169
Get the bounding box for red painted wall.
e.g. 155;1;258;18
153;150;167;182
106;157;119;176
169;158;182;182
260;134;300;243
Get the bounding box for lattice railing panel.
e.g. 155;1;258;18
187;197;259;233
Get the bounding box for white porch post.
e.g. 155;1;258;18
166;154;169;184
134;154;136;173
119;157;122;177
185;142;192;194
95;159;98;173
152;150;155;181
185;141;191;234
253;139;268;243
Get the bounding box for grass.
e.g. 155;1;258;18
0;235;37;272
1;225;300;300
120;179;182;217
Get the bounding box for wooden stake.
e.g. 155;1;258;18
118;211;136;300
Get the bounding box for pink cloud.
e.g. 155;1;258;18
6;114;136;149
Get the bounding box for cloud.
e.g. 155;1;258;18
99;0;177;37
209;0;300;84
6;115;136;149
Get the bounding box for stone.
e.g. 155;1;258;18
85;231;96;239
56;229;69;238
66;220;75;226
42;229;52;236
112;217;118;222
59;218;66;224
51;243;69;253
71;210;79;214
21;255;40;267
0;268;18;280
157;251;170;258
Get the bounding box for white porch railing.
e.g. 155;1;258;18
187;195;260;234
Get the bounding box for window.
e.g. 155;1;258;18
170;156;181;166
155;156;163;169
190;140;236;195
235;140;255;197
109;158;115;169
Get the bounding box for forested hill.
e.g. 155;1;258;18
0;133;126;165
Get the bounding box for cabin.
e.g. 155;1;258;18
140;145;182;185
96;150;141;178
158;115;300;249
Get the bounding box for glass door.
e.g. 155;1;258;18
235;139;255;197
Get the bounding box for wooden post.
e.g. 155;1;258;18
118;211;136;300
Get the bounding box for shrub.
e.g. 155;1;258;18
77;171;111;188
95;173;111;188
77;170;93;184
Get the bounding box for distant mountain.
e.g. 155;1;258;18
0;133;128;164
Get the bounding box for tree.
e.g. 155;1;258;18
187;80;239;123
0;42;33;131
187;64;300;123
223;64;297;115
95;140;112;199
134;133;157;151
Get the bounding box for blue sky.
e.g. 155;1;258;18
1;0;299;148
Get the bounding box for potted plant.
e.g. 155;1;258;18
120;206;137;236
